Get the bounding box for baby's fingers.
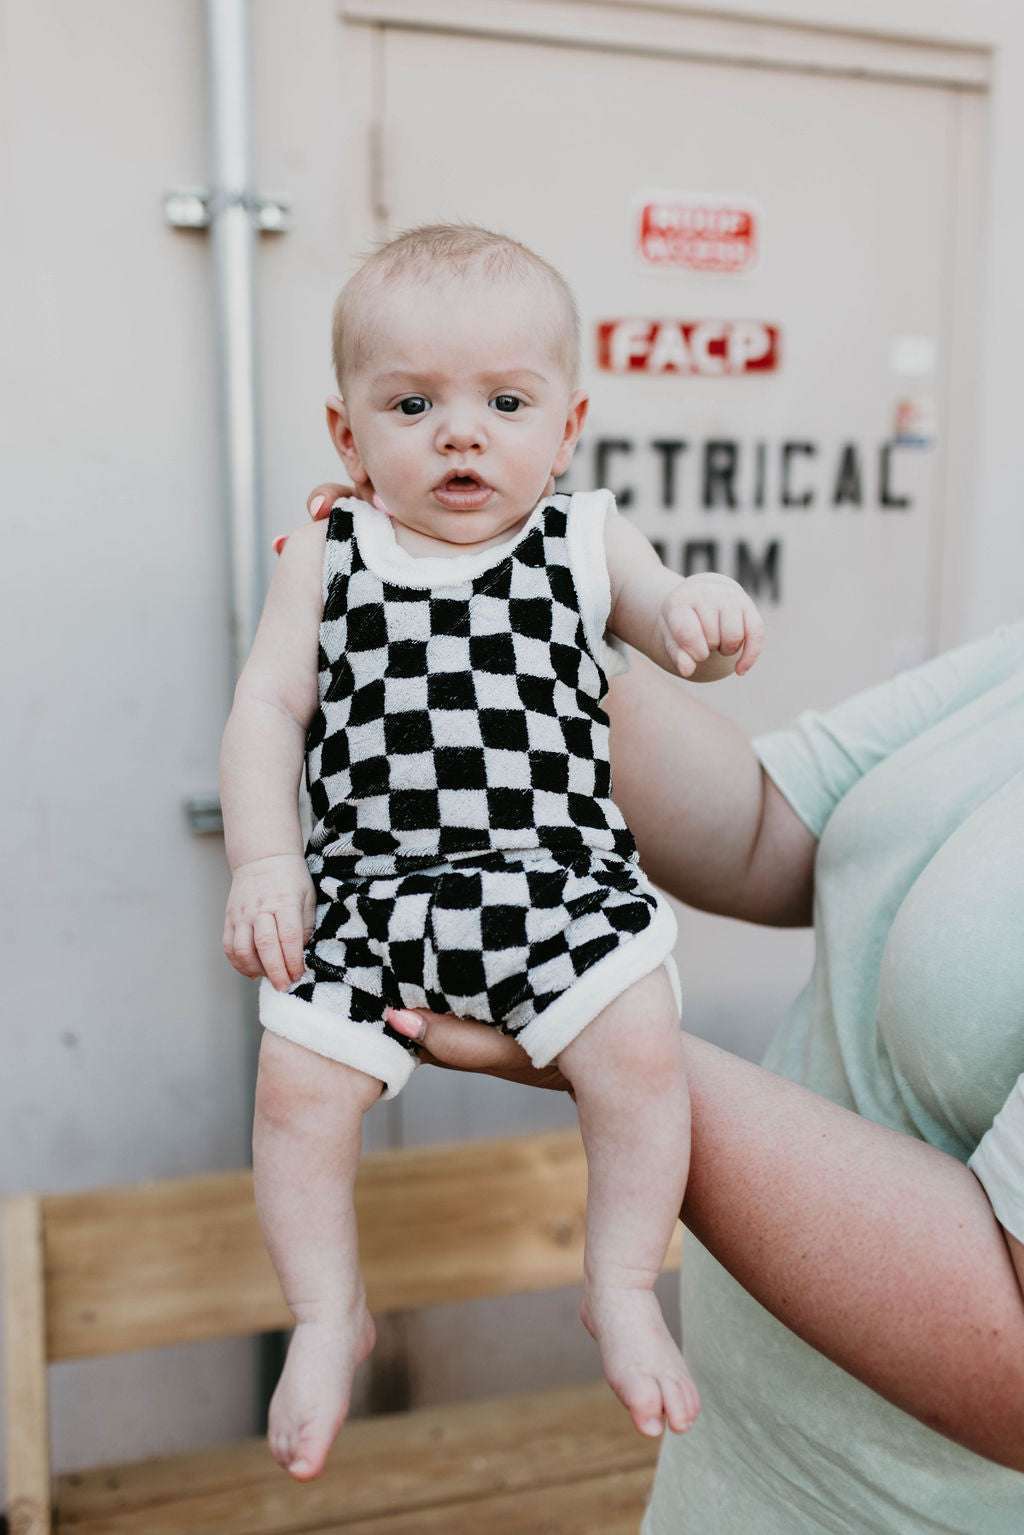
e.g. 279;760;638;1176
276;905;309;984
253;911;291;991
735;607;766;675
717;604;746;656
225;921;264;980
692;604;721;654
665;607;709;675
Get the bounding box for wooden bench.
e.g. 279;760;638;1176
3;1129;681;1534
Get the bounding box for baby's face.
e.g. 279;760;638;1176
330;273;586;548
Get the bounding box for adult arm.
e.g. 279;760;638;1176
681;1031;1024;1471
606;653;817;925
607;621;1024;927
970;1078;1024;1322
389;1007;1024;1471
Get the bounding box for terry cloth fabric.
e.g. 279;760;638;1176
259;490;679;1094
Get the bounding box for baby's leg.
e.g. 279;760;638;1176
558;966;699;1438
252;1030;382;1480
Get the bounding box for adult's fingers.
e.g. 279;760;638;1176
273;483;352;555
387;1007;522;1067
306;483;350;520
386;1007;572;1091
306;479;376;520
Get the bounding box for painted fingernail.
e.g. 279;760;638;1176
387;1008;423;1040
272;534;287;555
309;494;325;517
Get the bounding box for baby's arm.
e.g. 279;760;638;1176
220;520;327;990
605;509;764;682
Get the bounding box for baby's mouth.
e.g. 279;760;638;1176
432;471;495;510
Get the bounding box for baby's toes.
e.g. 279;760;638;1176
267;1406;294;1471
663;1373;700;1434
286;1422;330;1481
611;1369;665;1438
268;1427;288;1470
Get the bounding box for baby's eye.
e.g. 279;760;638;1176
396;396;430;416
490;394;522;413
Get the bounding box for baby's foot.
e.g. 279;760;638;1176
268;1303;376;1480
581;1286;700;1438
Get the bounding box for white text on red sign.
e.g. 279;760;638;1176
597;320;780;377
637;199;759;273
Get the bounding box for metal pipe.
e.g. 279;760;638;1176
203;0;280;1427
206;0;264;681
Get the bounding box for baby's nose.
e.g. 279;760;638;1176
436;408;486;453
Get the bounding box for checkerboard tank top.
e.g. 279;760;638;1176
304;491;638;878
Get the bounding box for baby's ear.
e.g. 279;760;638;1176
325;395;371;487
551;389;589;478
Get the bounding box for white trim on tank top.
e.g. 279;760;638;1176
338;489;628;682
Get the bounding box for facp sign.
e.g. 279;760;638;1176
637;195;760;274
597;319;780;376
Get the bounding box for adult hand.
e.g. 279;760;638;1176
386;1006;572;1093
271;480;376;555
306;480;375;523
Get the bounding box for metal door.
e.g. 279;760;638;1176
338;6;986;1404
361;12;984;1111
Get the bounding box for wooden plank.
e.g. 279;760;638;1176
54;1382;659;1533
43;1168;287;1361
43;1129;682;1361
3;1195;53;1535
313;1468;654;1535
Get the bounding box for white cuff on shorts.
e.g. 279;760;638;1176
968;1073;1024;1244
516;893;681;1068
259;979;418;1100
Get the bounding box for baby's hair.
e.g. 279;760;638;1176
331;222;581;389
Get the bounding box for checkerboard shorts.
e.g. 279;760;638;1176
259;848;681;1097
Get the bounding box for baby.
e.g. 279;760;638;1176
220;224;763;1481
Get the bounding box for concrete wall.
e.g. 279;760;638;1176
2;0;1022;1495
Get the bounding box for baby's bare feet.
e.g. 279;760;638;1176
268;1302;376;1480
581;1287;700;1438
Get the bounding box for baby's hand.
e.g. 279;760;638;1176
658;574;764;681
223;854;316;991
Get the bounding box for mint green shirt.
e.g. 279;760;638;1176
644;622;1024;1535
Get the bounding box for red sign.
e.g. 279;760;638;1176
597;319;780;377
637;196;760;274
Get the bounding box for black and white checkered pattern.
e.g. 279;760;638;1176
291;849;658;1056
289;494;660;1052
304;496;637;878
